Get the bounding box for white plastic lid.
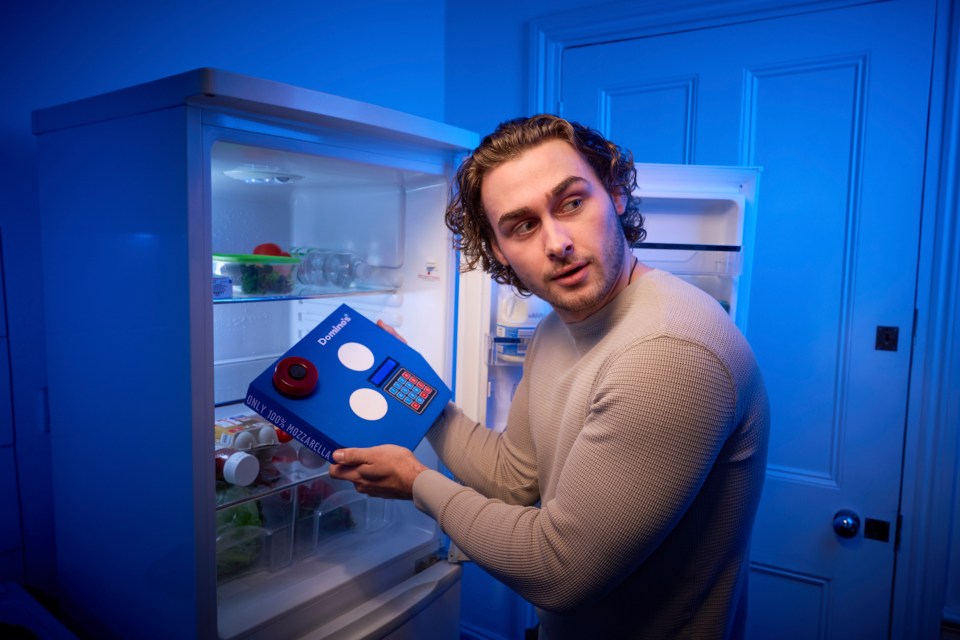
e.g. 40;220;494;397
223;451;259;486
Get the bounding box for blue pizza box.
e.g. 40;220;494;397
245;304;450;462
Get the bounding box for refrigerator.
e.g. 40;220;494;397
32;69;759;640
33;68;475;640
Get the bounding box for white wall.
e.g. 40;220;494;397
0;0;446;598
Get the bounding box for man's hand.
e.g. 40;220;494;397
376;319;407;344
329;445;427;500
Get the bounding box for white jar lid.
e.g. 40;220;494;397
223;451;259;486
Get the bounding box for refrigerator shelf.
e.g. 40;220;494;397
214;284;399;304
215;465;331;512
488;335;531;367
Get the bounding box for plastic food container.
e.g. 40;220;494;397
215;414;281;463
215;491;294;584
213;253;300;296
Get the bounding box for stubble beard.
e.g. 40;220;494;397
523;220;627;319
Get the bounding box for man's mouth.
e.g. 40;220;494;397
550;261;588;284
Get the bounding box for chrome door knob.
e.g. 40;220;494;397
833;509;860;538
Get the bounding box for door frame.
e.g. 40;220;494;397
527;0;959;636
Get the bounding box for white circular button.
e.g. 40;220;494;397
349;388;388;421
338;342;375;371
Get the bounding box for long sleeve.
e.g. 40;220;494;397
412;270;769;639
424;375;539;505
416;336;738;611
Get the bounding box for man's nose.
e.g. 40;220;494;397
543;219;574;259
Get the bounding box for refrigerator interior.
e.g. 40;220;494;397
208;135;458;638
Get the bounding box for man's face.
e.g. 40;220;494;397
481;139;630;323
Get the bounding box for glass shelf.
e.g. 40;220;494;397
216;458;331;511
214;284;399;304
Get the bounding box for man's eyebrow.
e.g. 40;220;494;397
495;175;589;229
550;175;589;199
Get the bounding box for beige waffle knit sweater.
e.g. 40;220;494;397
413;269;770;639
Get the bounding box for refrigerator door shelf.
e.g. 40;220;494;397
488;333;533;367
636;193;746;248
632;243;742;277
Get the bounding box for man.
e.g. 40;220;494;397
330;115;770;639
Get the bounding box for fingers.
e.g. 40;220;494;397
329;447;389;484
332;448;361;465
376;319;408;344
327;445;423;501
331;446;397;478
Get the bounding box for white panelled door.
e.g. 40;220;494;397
558;1;936;637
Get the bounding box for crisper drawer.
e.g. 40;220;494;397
215;451;440;639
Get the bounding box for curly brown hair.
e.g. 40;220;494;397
445;114;645;293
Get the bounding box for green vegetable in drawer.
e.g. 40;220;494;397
216;486;264;576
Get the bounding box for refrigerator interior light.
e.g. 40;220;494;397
224;165;304;184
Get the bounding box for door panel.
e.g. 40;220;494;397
606;77;698;164
748;58;862;485
560;1;935;637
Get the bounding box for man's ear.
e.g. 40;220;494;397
489;235;507;266
613;191;627;216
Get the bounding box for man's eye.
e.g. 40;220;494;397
561;197;583;213
513;220;537;235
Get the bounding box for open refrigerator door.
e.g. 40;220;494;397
631;163;760;331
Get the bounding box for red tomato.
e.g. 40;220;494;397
274;427;293;443
253;243;284;256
